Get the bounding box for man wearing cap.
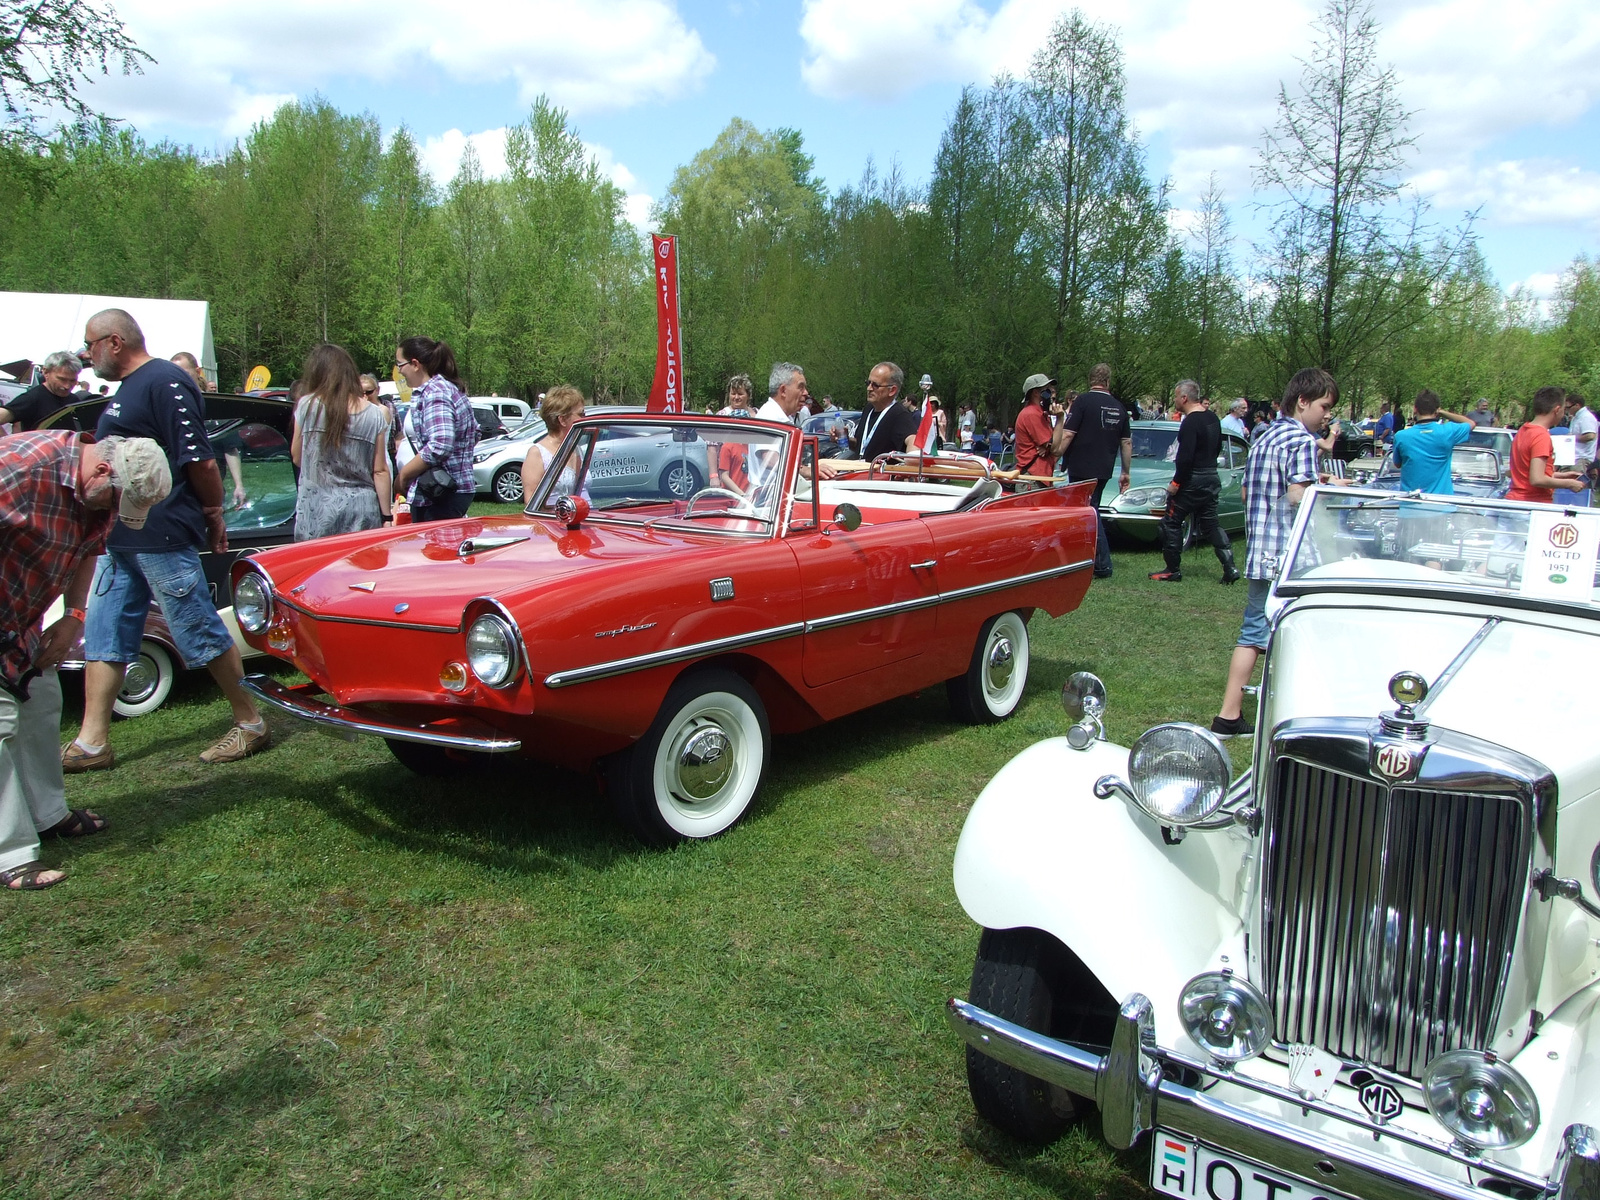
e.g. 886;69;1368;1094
1013;373;1067;478
1057;362;1132;580
851;362;921;462
0;431;170;889
65;309;271;772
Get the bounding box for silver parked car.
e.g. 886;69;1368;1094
471;416;548;503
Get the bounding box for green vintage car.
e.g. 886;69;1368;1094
1077;420;1250;543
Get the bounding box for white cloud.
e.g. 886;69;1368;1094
1413;160;1600;230
421;128;511;184
797;0;1600;234
90;0;714;137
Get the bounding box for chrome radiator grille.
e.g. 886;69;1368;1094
1260;758;1527;1079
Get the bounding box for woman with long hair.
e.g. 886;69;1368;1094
290;344;392;539
392;336;476;523
520;386;586;501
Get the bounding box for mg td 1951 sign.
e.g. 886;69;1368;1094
1522;510;1600;601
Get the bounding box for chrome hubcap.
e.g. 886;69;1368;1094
122;658;157;701
985;636;1014;691
674;725;732;800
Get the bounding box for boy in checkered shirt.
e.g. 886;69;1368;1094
1210;368;1344;738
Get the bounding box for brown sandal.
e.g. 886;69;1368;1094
43;809;108;838
1;862;65;891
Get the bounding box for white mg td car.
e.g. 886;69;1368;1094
949;487;1600;1200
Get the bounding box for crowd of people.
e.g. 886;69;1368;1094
4;313;1593;889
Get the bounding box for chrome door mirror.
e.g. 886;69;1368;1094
827;502;862;535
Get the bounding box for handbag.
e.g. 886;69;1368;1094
415;465;458;502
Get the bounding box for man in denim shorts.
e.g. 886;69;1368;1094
63;309;272;771
1209;368;1343;738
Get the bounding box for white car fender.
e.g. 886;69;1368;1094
953;735;1253;1045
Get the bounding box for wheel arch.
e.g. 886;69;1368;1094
663;652;823;736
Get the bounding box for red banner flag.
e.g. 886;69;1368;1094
648;234;684;413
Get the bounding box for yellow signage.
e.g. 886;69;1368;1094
392;365;412;403
244;365;271;392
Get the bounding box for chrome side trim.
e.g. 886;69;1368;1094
542;623;806;689
276;593;459;634
545;557;1094;687
242;674;521;752
948;997;1556;1200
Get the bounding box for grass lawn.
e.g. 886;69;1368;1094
1;513;1255;1200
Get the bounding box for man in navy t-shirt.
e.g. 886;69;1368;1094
63;309;271;772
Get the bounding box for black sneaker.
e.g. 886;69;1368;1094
1210;714;1255;739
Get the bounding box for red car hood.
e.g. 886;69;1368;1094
279;515;702;628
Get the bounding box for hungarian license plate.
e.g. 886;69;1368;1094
1151;1130;1351;1200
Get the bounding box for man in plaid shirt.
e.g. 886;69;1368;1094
1211;368;1343;738
0;432;169;890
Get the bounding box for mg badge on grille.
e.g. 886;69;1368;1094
1359;1079;1404;1124
1372;741;1422;782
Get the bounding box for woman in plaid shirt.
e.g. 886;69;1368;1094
392;337;476;523
1210;368;1344;738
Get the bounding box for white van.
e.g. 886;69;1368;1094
471;396;531;426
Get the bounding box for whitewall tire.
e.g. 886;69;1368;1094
947;610;1030;724
113;640;175;718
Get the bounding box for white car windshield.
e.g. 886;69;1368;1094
1283;488;1600;608
526;418;793;530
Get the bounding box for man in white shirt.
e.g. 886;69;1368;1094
758;363;838;479
1566;392;1596;504
1220;398;1249;440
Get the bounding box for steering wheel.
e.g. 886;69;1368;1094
682;487;755;519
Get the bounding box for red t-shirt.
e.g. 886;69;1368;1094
718;441;750;491
1507;422;1553;502
1014;403;1057;477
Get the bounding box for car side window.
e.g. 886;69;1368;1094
210;421;295;531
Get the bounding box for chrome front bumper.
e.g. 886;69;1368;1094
243;674;521;752
948;996;1600;1200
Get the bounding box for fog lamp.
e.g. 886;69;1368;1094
439;661;470;693
1178;970;1273;1064
234;572;272;634
1422;1050;1539;1150
1128;723;1231;825
466;615;518;687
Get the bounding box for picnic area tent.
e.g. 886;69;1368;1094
0;292;216;390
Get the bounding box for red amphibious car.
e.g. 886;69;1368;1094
234;411;1097;843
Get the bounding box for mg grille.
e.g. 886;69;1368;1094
1260;759;1527;1079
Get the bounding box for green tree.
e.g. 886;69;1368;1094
0;0;149;144
1556;255;1600;399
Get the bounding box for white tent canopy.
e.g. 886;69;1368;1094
0;292;216;391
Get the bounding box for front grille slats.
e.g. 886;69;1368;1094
1261;760;1526;1079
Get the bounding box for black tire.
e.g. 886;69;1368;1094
946;611;1030;724
608;669;769;846
492;463;524;504
113;640;175;718
965;928;1117;1145
385;738;493;777
659;460;703;500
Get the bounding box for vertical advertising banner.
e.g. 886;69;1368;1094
647;234;683;413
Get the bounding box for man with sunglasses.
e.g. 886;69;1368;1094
849;362;920;462
63;310;272;772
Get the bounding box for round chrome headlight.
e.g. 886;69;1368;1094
234;572;271;634
1128;723;1231;825
1422;1050;1539;1150
465;614;519;687
1178;971;1273;1063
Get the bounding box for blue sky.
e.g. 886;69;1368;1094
89;0;1600;303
